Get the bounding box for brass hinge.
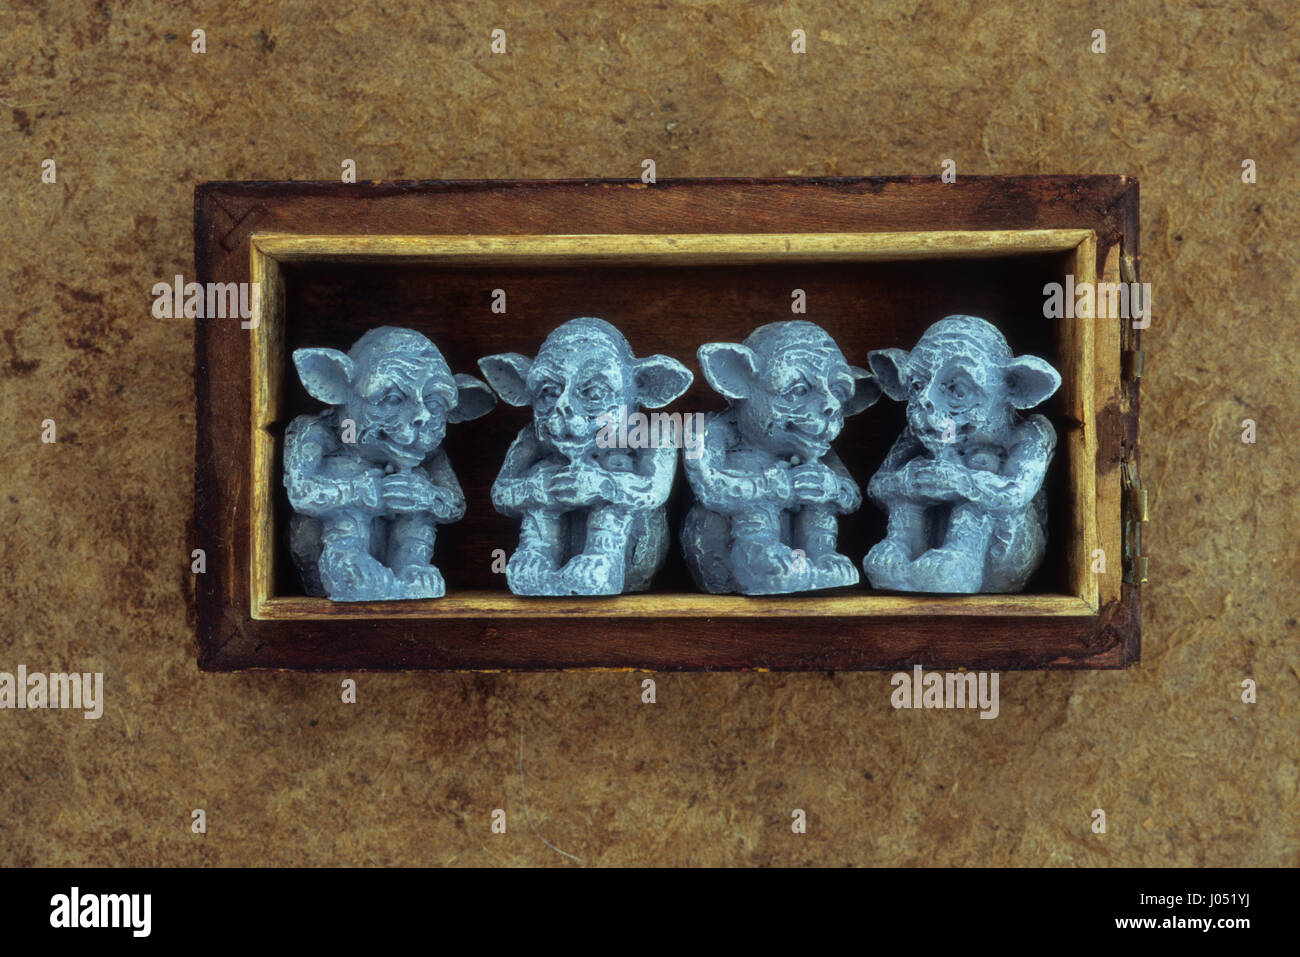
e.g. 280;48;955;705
1121;454;1149;585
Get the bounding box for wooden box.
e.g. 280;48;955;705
193;176;1143;671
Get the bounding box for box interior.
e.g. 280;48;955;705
257;241;1088;613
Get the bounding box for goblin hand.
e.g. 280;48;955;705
602;470;653;508
833;472;862;511
546;465;603;508
500;467;555;511
381;472;449;514
790;464;841;506
761;466;795;506
906;459;968;502
868;459;943;504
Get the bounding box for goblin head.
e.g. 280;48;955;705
478;317;693;460
868;316;1060;454
698;321;879;461
293;326;496;468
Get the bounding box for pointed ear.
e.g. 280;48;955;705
697;342;757;401
447;373;497;423
293;347;355;405
635;355;693;408
1003;355;1061;409
866;348;910;401
477;353;533;407
843;365;882;416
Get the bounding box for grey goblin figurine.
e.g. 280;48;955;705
864;315;1061;594
284;327;496;601
479;318;693;596
682;321;881;595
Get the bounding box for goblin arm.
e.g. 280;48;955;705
423;448;467;523
866;429;926;504
954;416;1056;511
606;442;678;510
684;415;790;513
822;448;862;514
284;415;381;516
490;428;549;517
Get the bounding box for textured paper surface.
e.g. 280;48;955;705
1;0;1296;866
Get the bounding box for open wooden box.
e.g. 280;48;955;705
193;177;1143;671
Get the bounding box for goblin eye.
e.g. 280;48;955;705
580;384;609;403
539;383;561;400
909;379;924;395
785;382;810;399
378;391;404;407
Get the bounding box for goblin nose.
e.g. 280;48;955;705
545;409;570;437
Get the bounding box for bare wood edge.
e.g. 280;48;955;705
247;229;1097;264
245;227;1103;624
249;242;282;620
1118;180;1142;665
1070;234;1100;611
1095;243;1123;612
257;592;1094;620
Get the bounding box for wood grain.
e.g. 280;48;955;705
194;176;1140;671
257;592;1095;619
250;228;1095;262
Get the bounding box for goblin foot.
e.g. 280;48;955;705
733;541;814;595
905;546;983;593
395;565;446;599
863;538;914;591
319;552;398;601
808;552;860;590
558;552;625;596
506;547;561;595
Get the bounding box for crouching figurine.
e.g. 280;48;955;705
863;315;1061;594
479;318;693;596
284;326;496;600
681;321;880;594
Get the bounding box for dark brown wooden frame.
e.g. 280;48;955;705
193;176;1142;671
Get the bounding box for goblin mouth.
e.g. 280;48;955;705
783;419;834;451
540;422;596;446
784;419;828;437
375;433;430;465
915;420;976;439
547;435;593;454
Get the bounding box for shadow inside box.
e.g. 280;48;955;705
267;252;1077;606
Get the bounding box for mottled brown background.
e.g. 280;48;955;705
1;0;1296;866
